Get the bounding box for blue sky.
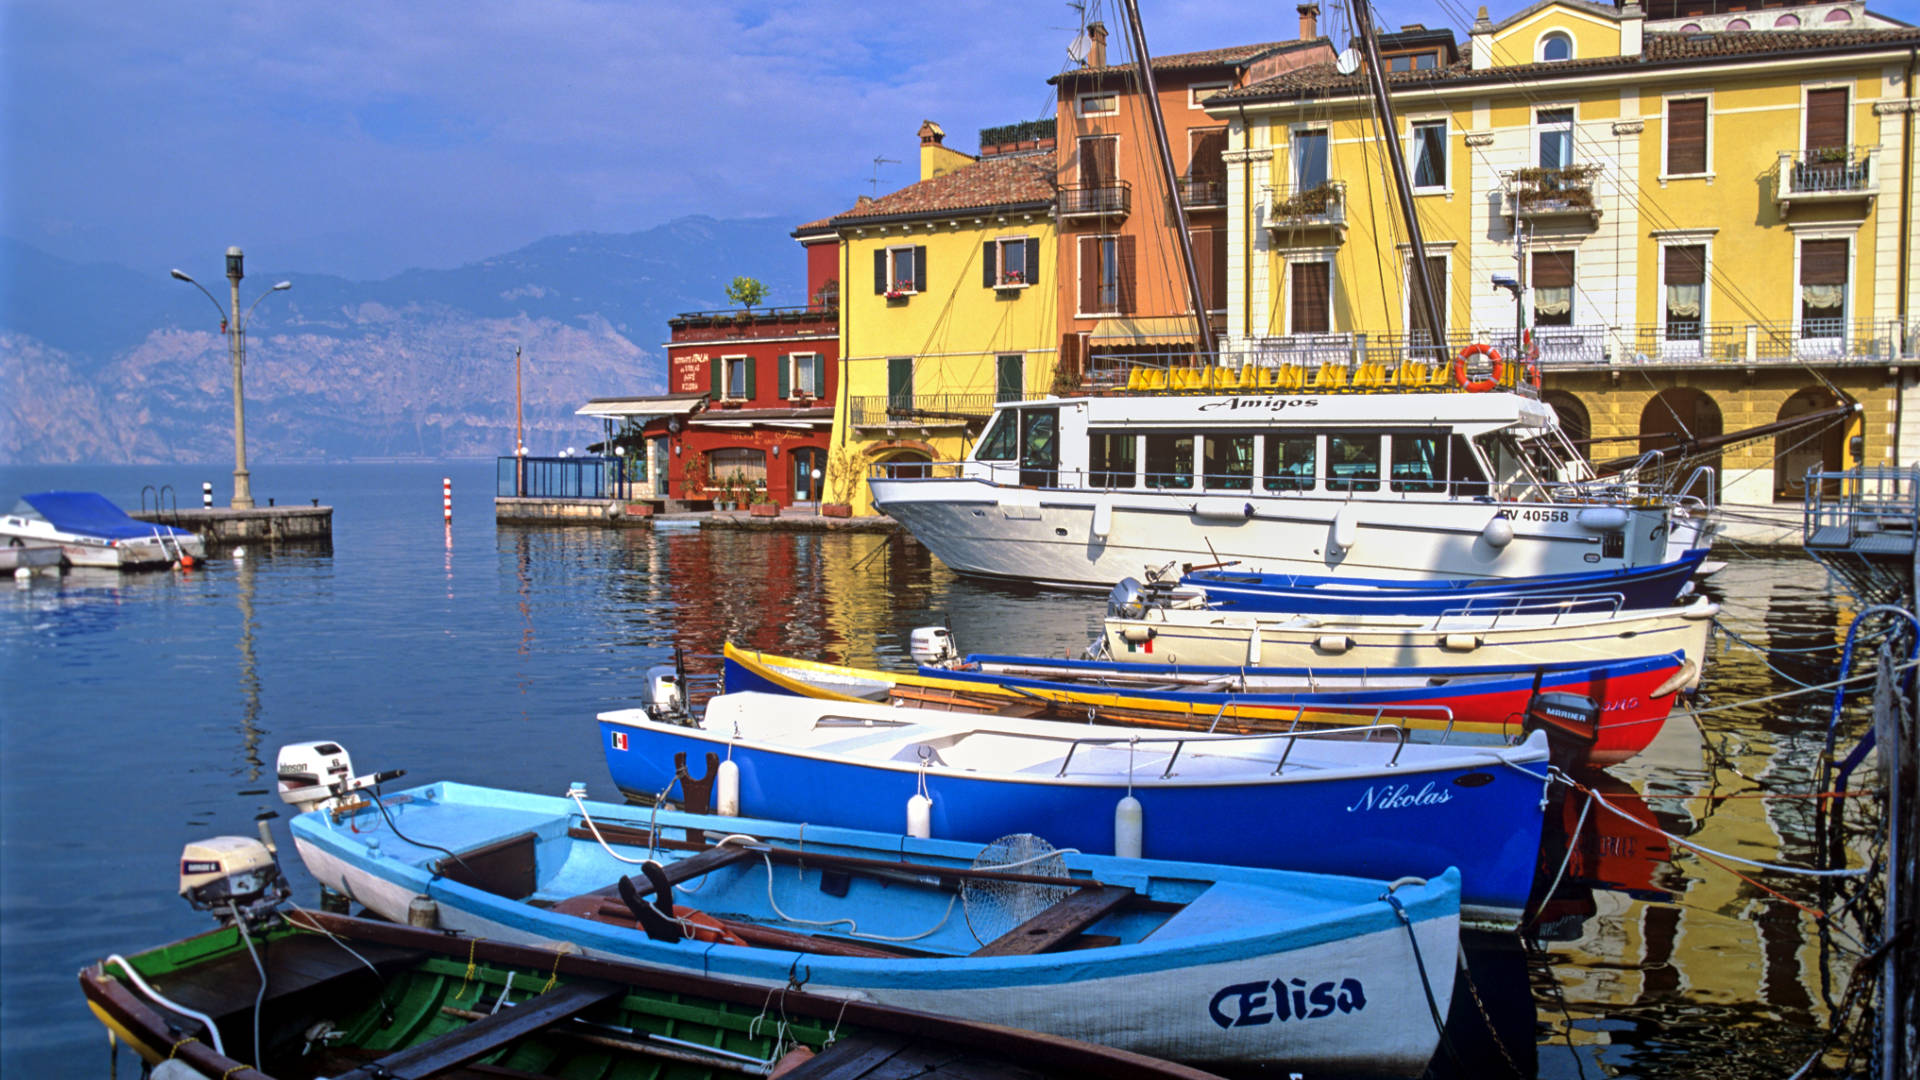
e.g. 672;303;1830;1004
4;0;1640;279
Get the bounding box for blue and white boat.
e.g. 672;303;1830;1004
0;491;203;569
289;768;1463;1074
599;691;1551;929
1176;548;1706;616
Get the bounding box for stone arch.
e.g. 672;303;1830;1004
1542;390;1591;462
1639;387;1723;497
867;440;936;479
1773;385;1852;502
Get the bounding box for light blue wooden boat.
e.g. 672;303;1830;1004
292;778;1462;1075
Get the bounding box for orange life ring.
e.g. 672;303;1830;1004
1454;343;1501;393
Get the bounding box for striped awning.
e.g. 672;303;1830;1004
575;394;705;419
1089;316;1200;346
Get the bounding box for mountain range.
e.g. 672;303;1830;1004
0;216;807;463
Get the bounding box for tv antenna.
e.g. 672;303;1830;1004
870;155;900;196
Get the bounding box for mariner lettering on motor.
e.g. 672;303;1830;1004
1195;397;1321;412
1209;978;1366;1027
1345;781;1453;812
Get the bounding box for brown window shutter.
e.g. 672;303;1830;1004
1408;256;1447;342
1079;236;1099;313
1190;128;1226;181
1187;228;1212;312
1116;235;1137;313
1801;239;1848;285
1665;245;1705;285
1532;251;1575;289
1080;137;1115;187
1667;99;1707;174
1806;88;1848;151
1209;227;1227;311
1291;262;1330;333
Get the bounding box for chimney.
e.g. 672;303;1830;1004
917;120;973;180
1470;6;1494;70
918;120;944;147
1086;22;1107;68
1297;4;1319;41
1620;3;1644;57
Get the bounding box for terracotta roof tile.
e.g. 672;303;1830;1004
829;153;1057;226
1049;38;1324;83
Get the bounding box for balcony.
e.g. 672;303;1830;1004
1502;165;1602;228
1176;176;1226;210
1775;146;1879;215
848;394;1001;430
1058;181;1131;220
1268;181;1347;238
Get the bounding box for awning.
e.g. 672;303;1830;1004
1089;316;1201;346
575;394;705;419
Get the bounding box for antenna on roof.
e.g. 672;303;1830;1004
1065;1;1091;63
870;155;900;196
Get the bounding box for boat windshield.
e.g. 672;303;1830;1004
6;500;47;523
974;410;1018;461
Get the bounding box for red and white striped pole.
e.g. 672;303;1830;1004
442;477;452;523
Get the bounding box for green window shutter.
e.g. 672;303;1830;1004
777;353;790;399
1026;238;1041;289
982;241;997;287
888;356;913;408
874;249;887;293
710;356;722;398
812;355;827;398
997;354;1023;402
744;356;757;400
913;246;927;292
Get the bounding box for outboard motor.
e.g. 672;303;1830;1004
1108;577;1148;620
277;741;404;815
1523;692;1601;772
909;626;958;667
180;835;289;927
644;664;687;721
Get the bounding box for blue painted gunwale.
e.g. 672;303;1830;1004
289;781;1462;994
1182;549;1706;615
598;713;1549;922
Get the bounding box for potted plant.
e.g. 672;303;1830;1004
750;486;779;517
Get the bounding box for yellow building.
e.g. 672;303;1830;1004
812;121;1060;515
1206;0;1919;510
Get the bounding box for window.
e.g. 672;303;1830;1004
996;354;1024;403
1539;32;1572;62
1190;226;1227;314
1189;82;1229;108
780;352;824;399
1805;87;1849;152
1663;246;1705;342
1203;434;1255;491
1389;52;1437;72
1406;255;1447;348
1327;433;1381;492
1144;433;1194;489
1666;98;1708;175
1077;92;1117;117
1019;408;1060;487
976;411;1018;461
985;236;1040;288
1390;432;1446;494
1537;108;1574;169
887;356;913;411
1263;435;1316;492
1189;127;1227;184
1078;135;1118;188
1292;129;1329;189
709;447;767;487
874;245;926;296
1448;435;1487;497
1410;120;1446;190
1800;239;1848;339
1290;261;1331;334
1090;431;1137;488
1079;235;1134;315
717;354;752;400
1532;251;1574;328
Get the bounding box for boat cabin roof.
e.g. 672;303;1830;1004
1002;390;1557;432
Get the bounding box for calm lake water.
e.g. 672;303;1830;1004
0;462;1889;1078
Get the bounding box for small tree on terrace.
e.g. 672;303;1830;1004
726;276;770;316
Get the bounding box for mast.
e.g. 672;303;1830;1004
1117;0;1218;360
1353;0;1448;361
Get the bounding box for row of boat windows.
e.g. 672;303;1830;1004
975;414;1488;494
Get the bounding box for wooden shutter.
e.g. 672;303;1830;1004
777;353;790;399
1408;256;1446;343
1532;251;1575;288
1190;128;1226;181
913;246;927;293
1209;227;1227;312
873;249;887;293
888;356;912;406
1025;237;1041;288
1079;236;1099;313
1080;136;1115;187
1116;235;1137;313
982;240;997;287
1801;239;1848;285
1291;262;1330;333
743;356;756;400
1667;99;1707;174
709;356;722;398
1806;88;1848;151
1665;245;1705;285
814;355;828;396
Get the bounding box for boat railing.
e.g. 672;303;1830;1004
1050;717;1430;780
1440;591;1626;626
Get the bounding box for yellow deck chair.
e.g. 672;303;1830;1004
1234;365;1260;390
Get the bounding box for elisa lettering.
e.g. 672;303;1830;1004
1208;977;1366;1028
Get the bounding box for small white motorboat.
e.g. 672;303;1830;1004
0;491;204;569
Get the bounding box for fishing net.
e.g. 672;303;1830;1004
961;833;1075;947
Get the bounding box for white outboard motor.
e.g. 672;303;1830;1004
1108;577;1148;620
180;835;289;926
644;664;687;721
277;741;404;814
909;626;958;667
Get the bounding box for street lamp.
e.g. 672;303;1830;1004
171;248;291;510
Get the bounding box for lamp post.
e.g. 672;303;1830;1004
171;248;291;510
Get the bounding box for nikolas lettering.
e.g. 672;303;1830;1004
1208;977;1366;1028
1345;781;1454;812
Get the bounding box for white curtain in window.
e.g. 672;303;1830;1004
1534;287;1571;317
1801;284;1845;311
1664;283;1702;318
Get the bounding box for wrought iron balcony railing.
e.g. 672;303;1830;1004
848;394;1002;428
1176;176;1226;209
1776;146;1879;213
1269;181;1346;229
1502;165;1602;225
1057;182;1131;219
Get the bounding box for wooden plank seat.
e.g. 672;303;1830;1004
970;886;1136;957
330;980;622;1079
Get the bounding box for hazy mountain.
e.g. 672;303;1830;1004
0;217;807;463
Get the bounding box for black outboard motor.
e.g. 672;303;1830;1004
1524;692;1601;772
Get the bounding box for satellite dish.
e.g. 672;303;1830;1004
1067;30;1091;65
1335;48;1361;75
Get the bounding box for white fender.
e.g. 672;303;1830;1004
906;793;932;839
716;758;740;816
1314;634;1352;653
1114;796;1144;859
1330;505;1359;552
1120;625;1154;644
1577;507;1630;532
1091;500;1113;540
1482;515;1514;549
1442;633;1482;652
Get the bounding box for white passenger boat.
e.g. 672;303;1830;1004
0;491;203;569
868;382;1714;589
1101;592;1717;684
